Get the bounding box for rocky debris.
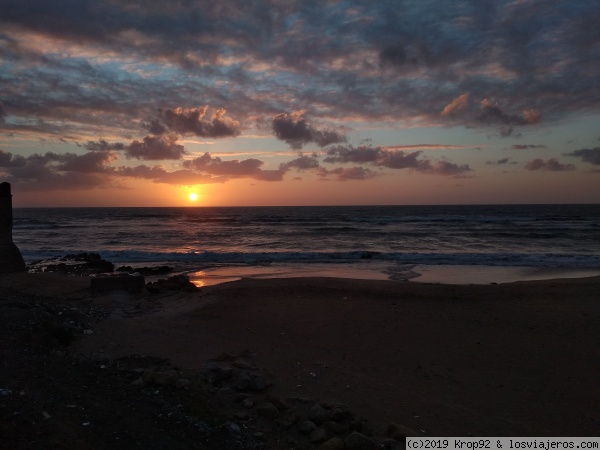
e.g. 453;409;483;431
0;290;265;450
299;419;318;434
308;403;330;424
345;431;381;449
145;274;198;293
310;427;328;443
320;437;346;450
116;265;173;277
194;351;415;450
387;422;419;439
32;253;115;275
256;401;281;420
0;286;417;449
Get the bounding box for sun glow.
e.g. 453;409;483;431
189;192;199;202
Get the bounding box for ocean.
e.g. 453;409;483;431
12;204;600;285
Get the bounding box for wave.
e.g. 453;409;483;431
20;248;600;269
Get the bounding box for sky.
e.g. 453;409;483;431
1;0;599;207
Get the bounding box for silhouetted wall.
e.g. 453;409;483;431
0;182;26;273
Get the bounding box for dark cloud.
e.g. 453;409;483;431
524;158;576;172
115;165;217;185
48;151;118;173
126;134;186;160
0;101;6;122
0;149;115;191
511;144;547;150
280;154;320;171
317;166;377;181
565;147;600;165
426;160;472;176
183;152;285;181
0;0;598;143
148;107;242;138
486;158;513;165
324;145;381;164
477;99;540;126
84;139;126;152
324;145;471;176
272;111;346;150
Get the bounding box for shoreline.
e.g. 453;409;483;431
1;272;598;439
186;262;600;287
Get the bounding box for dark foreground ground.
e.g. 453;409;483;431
0;276;410;450
2;272;599;449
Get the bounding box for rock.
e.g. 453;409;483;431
324;420;348;435
215;387;237;401
147;274;197;292
175;378;190;388
265;394;288;411
215;352;237;361
117;265;173;276
131;377;144;386
233;411;250;421
250;375;266;391
329;404;353;422
202;361;220;372
345;431;380;450
229;423;241;433
232;358;256;370
309;428;328;443
242;398;255;409
298;420;318;435
320;437;346;450
308;403;330;424
150;370;179;385
212;366;233;383
234;370;252;391
274;416;296;430
256;402;280;420
387;423;419;439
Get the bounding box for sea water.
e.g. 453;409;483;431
12;204;600;285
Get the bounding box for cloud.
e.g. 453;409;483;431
511;144;548;150
183;152;285;181
486;158;513;165
384;144;476;151
0;0;598;142
426;160;472;176
49;151;119;173
524;158;576;172
0;149;116;190
83;139;126;152
441;94;469;116
0;101;6;122
115;165;217;185
565;147;600;165
317;166;377;181
148;107;242;138
280;154;320;171
272;110;346;149
324;145;471;175
478;99;540;126
126;134;186;160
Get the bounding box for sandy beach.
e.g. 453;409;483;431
1;272;599;447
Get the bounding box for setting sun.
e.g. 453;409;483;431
189;192;199;202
